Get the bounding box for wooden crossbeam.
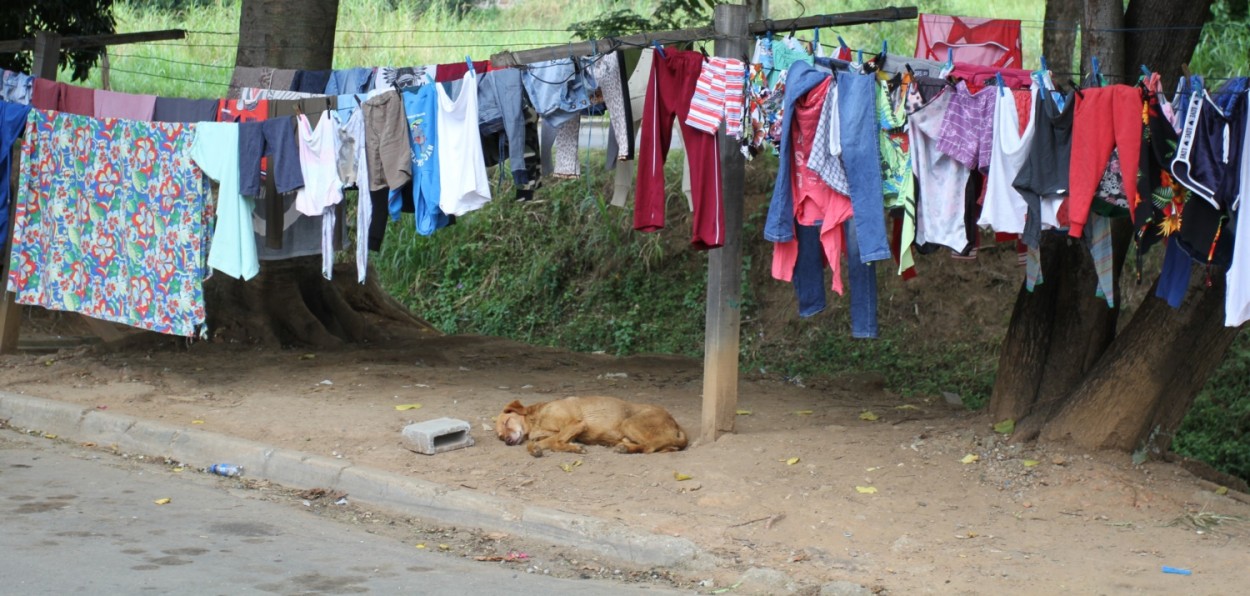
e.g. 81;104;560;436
490;6;917;67
0;29;186;54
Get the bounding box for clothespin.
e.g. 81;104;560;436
996;72;1005;97
1140;64;1152;79
789;24;797;39
1091;56;1102;86
1040;55;1049;74
946;48;954;68
858;49;863;64
814;28;821;46
837;35;849;50
882;40;888;55
466;55;475;74
652;40;667;59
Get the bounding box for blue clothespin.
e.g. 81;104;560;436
882;40;888;55
466;55;475;74
652;40;667;59
1092;56;1102;85
837;35;849;50
946;48;954;67
996;72;1005;97
858;49;864;64
1140;64;1152;78
814;28;820;45
1040;55;1049;73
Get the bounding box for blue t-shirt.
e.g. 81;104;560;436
401;85;448;236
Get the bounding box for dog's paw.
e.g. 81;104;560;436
613;444;631;454
527;445;545;458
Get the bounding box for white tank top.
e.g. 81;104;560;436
437;72;492;216
979;86;1036;234
295;111;344;217
295;111;344;279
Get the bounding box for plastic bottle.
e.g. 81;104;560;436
207;463;243;477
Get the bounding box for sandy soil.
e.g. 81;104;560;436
1;324;1247;595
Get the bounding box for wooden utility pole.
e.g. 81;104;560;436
701;3;749;444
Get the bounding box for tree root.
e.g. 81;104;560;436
203;257;437;348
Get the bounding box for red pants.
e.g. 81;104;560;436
634;49;723;249
1066;85;1144;238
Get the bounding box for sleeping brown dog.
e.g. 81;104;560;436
495;396;688;457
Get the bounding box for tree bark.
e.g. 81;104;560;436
1043;0;1081;78
1124;0;1215;87
235;0;339;70
1081;0;1125;83
1042;271;1239;452
990;224;1130;440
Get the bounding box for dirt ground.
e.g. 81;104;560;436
2;314;1248;595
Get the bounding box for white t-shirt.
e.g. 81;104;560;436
437;72;492;216
1225;91;1250;326
909;89;972;252
979;86;1036;234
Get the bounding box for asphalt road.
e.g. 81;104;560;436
0;429;688;595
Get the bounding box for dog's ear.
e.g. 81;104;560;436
503;400;526;415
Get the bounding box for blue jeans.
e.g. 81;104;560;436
845;217;880;338
521;58;592;129
837;72;892;264
792;223;827;318
1156;235;1191;309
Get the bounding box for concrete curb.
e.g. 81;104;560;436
0;391;715;570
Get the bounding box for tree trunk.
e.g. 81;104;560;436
209;0;435;348
1082;0;1125;83
204;259;439;349
1124;0;1216;88
1042;272;1239;452
1043;0;1081;78
235;0;339;70
990;223;1130;440
991;0;1227;454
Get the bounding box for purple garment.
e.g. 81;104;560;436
936;81;996;171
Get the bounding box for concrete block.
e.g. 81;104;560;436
402;417;474;455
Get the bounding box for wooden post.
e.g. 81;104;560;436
700;4;750;445
101;47;111;91
0;32;60;354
